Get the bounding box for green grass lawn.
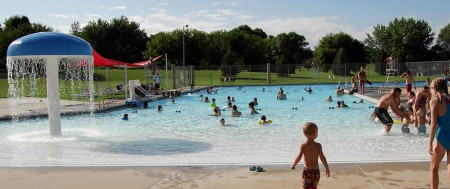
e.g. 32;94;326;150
0;64;427;99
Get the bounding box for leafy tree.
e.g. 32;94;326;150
434;23;450;60
225;26;269;66
332;48;349;76
0;15;53;68
70;21;82;37
220;48;242;77
233;25;267;39
314;32;365;73
144;31;179;66
203;30;227;67
78;16;148;63
272;32;312;76
365;17;434;63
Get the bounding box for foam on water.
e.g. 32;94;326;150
0;84;430;166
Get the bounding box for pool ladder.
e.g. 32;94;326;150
378;81;397;94
135;85;159;104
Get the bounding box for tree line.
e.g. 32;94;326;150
1;15;450;77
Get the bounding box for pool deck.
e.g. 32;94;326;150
0;86;210;121
1;84;450;188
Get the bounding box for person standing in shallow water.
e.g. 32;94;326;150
428;78;450;189
374;88;410;132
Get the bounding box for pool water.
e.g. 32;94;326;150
0;84;429;166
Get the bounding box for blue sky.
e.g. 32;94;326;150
1;0;449;48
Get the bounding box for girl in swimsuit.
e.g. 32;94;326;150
429;78;450;189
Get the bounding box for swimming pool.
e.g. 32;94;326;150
0;84;429;166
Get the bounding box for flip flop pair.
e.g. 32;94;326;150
249;166;264;172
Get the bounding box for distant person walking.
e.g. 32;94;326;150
154;71;160;89
428;78;450;189
400;70;416;93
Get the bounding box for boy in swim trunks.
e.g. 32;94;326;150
374;88;410;133
400;70;416;93
291;122;330;189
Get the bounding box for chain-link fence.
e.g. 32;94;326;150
2;61;443;98
406;61;450;77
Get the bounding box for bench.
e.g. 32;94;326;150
220;77;236;82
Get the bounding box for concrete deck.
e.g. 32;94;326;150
0;86;209;121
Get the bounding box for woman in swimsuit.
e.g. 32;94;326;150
429;78;450;189
358;67;366;94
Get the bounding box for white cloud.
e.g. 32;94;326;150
216;9;253;21
158;2;168;6
48;14;78;19
85;14;106;20
217;9;239;16
148;12;178;22
252;16;369;48
230;2;240;6
194;10;225;20
234;14;253;21
100;6;126;10
403;13;416;19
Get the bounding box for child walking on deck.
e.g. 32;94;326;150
291;122;330;189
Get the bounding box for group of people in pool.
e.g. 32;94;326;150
371;77;450;189
208;93;269;126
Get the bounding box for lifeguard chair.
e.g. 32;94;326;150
378;59;399;94
385;58;398;80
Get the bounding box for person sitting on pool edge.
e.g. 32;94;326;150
231;105;242;117
249;101;259;114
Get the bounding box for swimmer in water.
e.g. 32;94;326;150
260;115;269;124
122;114;128;120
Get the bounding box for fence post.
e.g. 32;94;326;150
190;65;194;86
171;64;176;89
267;63;271;85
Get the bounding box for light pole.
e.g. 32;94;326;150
182;25;188;87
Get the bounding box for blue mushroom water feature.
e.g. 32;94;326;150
7;32;93;137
